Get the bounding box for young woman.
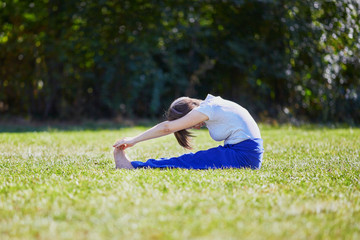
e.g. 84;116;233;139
113;94;264;170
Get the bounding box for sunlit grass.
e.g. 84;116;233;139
0;125;359;239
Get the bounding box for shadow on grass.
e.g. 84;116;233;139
0;119;356;133
258;123;357;131
0;119;158;133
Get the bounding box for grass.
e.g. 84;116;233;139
0;124;359;240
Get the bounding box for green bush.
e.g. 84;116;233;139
0;0;359;123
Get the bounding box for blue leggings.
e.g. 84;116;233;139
131;138;264;170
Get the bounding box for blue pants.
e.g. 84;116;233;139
131;138;264;170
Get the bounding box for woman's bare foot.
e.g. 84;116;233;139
113;148;134;169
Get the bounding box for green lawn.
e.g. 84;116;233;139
0;125;359;240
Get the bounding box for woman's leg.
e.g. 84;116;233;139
131;145;254;169
113;148;134;169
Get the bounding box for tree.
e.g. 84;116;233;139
0;0;359;123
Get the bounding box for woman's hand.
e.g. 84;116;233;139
113;137;136;150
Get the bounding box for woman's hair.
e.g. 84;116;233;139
166;97;202;149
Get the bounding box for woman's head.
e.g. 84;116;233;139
166;97;202;149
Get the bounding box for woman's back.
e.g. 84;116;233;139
195;94;261;145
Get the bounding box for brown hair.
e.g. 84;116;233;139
166;97;202;149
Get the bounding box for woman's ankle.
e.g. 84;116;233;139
113;148;134;169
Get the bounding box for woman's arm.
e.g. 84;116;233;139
113;109;208;149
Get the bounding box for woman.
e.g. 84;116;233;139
113;94;264;170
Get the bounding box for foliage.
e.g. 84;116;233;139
0;0;359;122
0;126;359;239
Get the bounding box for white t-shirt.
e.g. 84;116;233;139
194;94;261;145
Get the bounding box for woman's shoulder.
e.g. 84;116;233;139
201;94;246;115
202;94;222;104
